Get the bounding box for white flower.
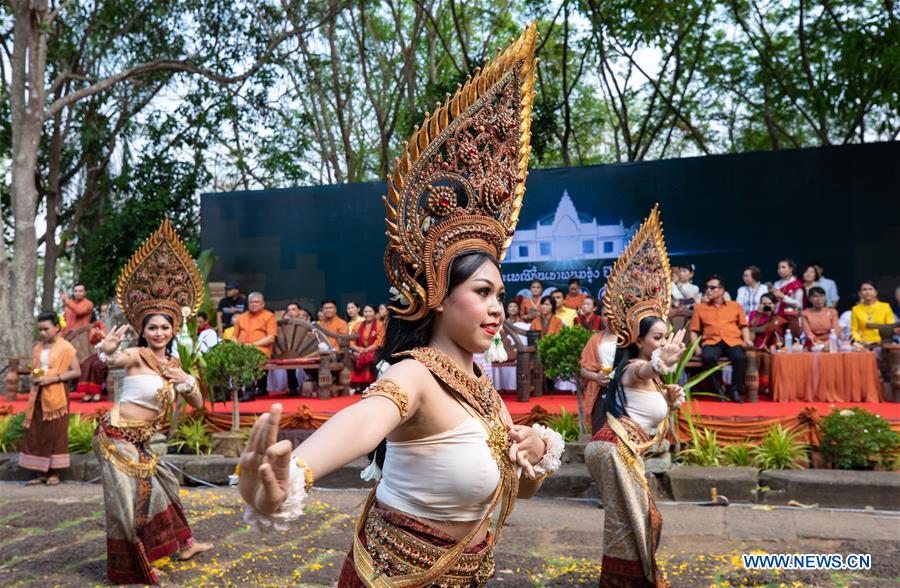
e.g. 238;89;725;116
181;306;191;318
839;409;854;417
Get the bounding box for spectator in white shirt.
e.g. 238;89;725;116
812;262;839;308
736;265;768;316
196;311;220;354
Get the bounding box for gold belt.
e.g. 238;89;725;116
96;413;159;478
363;508;494;587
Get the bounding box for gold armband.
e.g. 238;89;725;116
361;379;409;418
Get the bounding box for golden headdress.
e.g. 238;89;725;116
115;218;204;331
383;23;538;321
602;205;672;347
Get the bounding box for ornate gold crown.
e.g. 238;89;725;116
383;23;538;321
602;205;671;347
115;218;204;332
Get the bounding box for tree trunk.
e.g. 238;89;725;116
231;386;240;433
575;379;587;437
5;1;48;359
41;112;65;310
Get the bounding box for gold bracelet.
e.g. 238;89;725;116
293;456;314;493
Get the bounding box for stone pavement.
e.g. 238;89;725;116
1;482;898;587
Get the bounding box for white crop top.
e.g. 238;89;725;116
119;374;167;411
624;388;668;435
376;418;500;521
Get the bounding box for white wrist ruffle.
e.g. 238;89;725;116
530;424;565;479
175;375;197;393
242;458;308;531
649;348;676;375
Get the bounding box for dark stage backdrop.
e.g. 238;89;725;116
202;142;899;314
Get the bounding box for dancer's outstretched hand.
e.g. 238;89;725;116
239;403;293;515
659;328;686;366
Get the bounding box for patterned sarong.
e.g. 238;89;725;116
586;417;667;587
93;414;193;585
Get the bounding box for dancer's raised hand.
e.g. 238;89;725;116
100;324;130;355
239;403;293;515
658;328;686;366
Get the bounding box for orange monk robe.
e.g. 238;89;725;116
520;295;542;318
318;316;349;349
62;297;94;334
564;293;587;310
234;310;277;358
531;315;563;336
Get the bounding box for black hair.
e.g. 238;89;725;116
600;316;666;424
137;313;176;357
73;282;86;290
858;280;877;292
744;265;761;282
372;251;499;468
320;299;337;308
705;274;726;289
807;286;826;298
37;311;60;326
530;280;543;287
377;251;499;367
568;277;580;286
760;292;777;304
346;301;360;308
779;258;796;272
286;301;301;310
540;295;556;314
802;264;821;282
197;310;209;320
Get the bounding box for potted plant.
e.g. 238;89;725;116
536;326;593;438
202;340;266;456
819;408;899;470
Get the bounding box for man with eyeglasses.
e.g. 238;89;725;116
689;275;753;402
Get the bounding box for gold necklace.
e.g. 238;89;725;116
397;347;500;421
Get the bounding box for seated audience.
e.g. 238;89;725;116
801;264;821;301
317;299;349;349
670;263;700;330
550;290;577;327
801;287;841;347
531;296;563;335
520;280;544;320
771;259;804;331
575;296;603;331
736;265;768;316
690;274;752;403
851;281;895;345
813;261;839;307
346;301;364;333
196;311;219;354
563;277;587;310
234;292;277;402
747;293;785;349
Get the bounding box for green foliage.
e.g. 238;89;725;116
67;414;97;455
721;441;756;468
751;424;809;470
819;408;900;470
202;340;267;390
168;417;213;455
663;335;728;398
0;412;26;453
537;326;593;381
545;408;580;443
677;427;722;467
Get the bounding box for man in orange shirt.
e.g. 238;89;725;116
234;292;277;401
689;274;753;403
60;282;94;334
519;280;543;320
317;299;349;349
563;277;587;310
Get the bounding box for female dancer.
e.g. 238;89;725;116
92;219;212;585
585;206;686;587
238;24;566;587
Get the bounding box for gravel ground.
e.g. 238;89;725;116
1;483;897;587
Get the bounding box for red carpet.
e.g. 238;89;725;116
6;390;898;421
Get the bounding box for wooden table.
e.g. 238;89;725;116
771;351;882;403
